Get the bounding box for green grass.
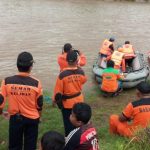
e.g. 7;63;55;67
0;82;148;150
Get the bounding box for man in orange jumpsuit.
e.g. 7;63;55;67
0;52;43;150
109;81;150;137
57;43;86;71
54;50;87;136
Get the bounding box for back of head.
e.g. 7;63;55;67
17;51;34;72
41;131;65;150
72;102;92;124
136;81;150;94
109;37;115;42
107;60;115;68
125;41;130;44
66;50;78;64
64;43;72;53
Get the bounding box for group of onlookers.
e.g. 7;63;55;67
0;40;150;150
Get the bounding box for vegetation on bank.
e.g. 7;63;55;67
0;85;149;150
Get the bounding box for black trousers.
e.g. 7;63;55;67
61;108;76;136
9;114;39;150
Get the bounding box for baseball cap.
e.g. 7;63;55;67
17;51;34;67
66;51;78;63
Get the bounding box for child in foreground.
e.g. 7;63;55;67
40;131;65;150
64;102;99;150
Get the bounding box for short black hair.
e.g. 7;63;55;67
41;131;65;150
17;51;34;72
125;41;130;44
66;50;78;63
64;43;72;53
72;102;92;124
107;60;115;68
136;81;150;94
109;37;115;42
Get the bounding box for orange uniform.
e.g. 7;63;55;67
58;53;86;72
0;72;43;119
109;98;150;137
101;67;122;93
99;39;113;56
53;67;87;109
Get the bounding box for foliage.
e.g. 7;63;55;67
123;127;150;150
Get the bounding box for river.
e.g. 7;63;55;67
0;0;149;91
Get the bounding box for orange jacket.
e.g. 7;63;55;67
99;39;113;55
58;53;68;71
58;52;86;71
0;72;43;119
53;67;87;108
123;98;150;128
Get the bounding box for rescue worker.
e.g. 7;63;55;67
99;37;115;58
118;41;136;67
99;37;115;66
57;43;86;72
54;50;87;136
109;81;150;137
64;103;99;150
106;48;126;72
0;52;43;150
101;60;124;96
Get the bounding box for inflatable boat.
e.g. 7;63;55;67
93;52;149;88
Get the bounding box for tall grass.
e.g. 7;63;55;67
123;127;150;150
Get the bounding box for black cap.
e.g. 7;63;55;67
66;51;78;63
137;81;150;94
17;51;34;67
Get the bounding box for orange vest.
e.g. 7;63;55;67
101;73;119;92
100;39;113;55
122;44;134;54
111;51;124;67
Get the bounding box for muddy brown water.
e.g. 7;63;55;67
0;0;150;92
